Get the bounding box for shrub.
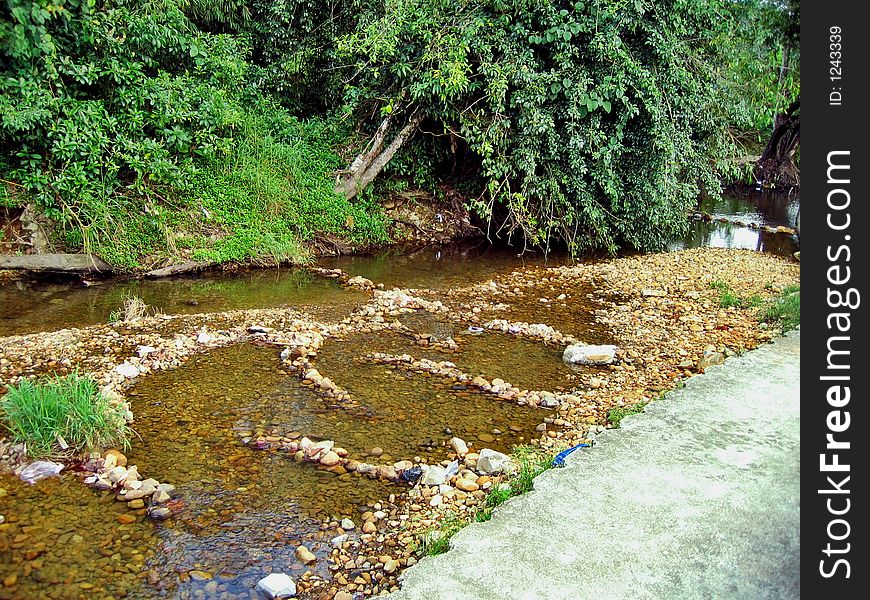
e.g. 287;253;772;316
1;373;131;457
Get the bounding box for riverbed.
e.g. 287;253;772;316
0;191;800;600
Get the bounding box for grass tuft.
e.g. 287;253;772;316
1;373;131;457
606;402;647;428
759;284;800;332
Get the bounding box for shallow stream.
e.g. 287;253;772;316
0;189;798;598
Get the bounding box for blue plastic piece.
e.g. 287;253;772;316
551;443;591;468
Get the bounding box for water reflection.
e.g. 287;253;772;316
670;187;799;256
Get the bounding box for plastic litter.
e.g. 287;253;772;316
400;466;423;484
467;326;484;334
551;444;591;468
19;460;64;484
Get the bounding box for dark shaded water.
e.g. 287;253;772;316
670;187;800;254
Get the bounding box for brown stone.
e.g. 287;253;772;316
319;451;340;467
295;545;316;564
117;514;137;524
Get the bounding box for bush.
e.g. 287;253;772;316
1;373;131;457
338;0;740;254
0;1;388;268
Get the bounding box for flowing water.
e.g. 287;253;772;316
0;189;797;598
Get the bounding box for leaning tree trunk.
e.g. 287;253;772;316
336;111;424;200
754;100;800;189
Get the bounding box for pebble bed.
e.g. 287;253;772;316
0;247;799;599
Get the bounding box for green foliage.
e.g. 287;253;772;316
244;0;363;113
1;0;798;263
606;402;647;428
721;0;799;137
759;284;799;332
338;0;741;254
1;372;131;457
183;111;389;265
0;1;387;267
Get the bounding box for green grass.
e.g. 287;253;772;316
179;114;390;266
759;285;800;332
417;445;558;556
710;280;743;308
46;111;391;270
1;373;131;457
606;402;647;428
710;281;769;310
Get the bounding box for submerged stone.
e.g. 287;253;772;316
256;573;296;598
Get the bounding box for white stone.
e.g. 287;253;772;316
137;345;157;358
476;449;515;475
419;465;447;486
340;518;355;530
449;437;469;455
115;363;139;378
538;394;560;409
314;440;334;453
256;573;296;598
196;331;212;344
562;344;618;365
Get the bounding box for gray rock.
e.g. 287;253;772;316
156;483;176;495
331;534;350;548
538;393;559;408
19;460;64;484
148;507;173;520
256;573;297;598
698;351;725;371
563;344;618;365
476;449;515;475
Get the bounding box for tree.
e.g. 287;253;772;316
335;0;738;254
750;0;800;188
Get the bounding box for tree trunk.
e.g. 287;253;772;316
755;100;800;189
336;111;423;201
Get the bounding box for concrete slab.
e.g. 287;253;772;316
391;330;800;600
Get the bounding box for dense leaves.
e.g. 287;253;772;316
339;0;740;253
0;0;385;266
0;0;797;264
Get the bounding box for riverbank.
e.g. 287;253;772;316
0;247;799;599
390;329;800;600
